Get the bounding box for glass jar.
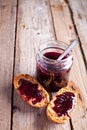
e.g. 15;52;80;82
36;40;73;92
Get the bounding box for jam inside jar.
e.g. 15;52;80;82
36;41;73;92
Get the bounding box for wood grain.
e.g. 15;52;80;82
68;0;87;64
0;0;17;130
12;0;87;130
50;0;87;130
0;0;87;130
13;0;71;130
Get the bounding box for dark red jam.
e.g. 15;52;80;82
44;52;68;60
18;79;44;104
37;52;71;92
53;92;75;117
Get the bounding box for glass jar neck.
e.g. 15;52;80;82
37;41;73;71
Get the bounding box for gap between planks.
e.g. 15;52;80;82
10;0;19;130
48;0;57;40
66;0;87;71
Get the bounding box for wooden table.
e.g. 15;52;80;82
0;0;87;130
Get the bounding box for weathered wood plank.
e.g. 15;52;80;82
13;0;71;130
50;0;76;43
50;0;87;130
68;0;87;63
0;0;17;130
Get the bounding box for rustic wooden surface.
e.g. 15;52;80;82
0;0;17;130
0;0;87;130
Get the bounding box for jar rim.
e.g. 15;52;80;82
38;40;73;64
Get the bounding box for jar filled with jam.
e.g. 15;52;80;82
36;41;73;92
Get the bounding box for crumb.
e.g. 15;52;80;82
13;106;20;113
78;93;82;102
71;85;76;90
